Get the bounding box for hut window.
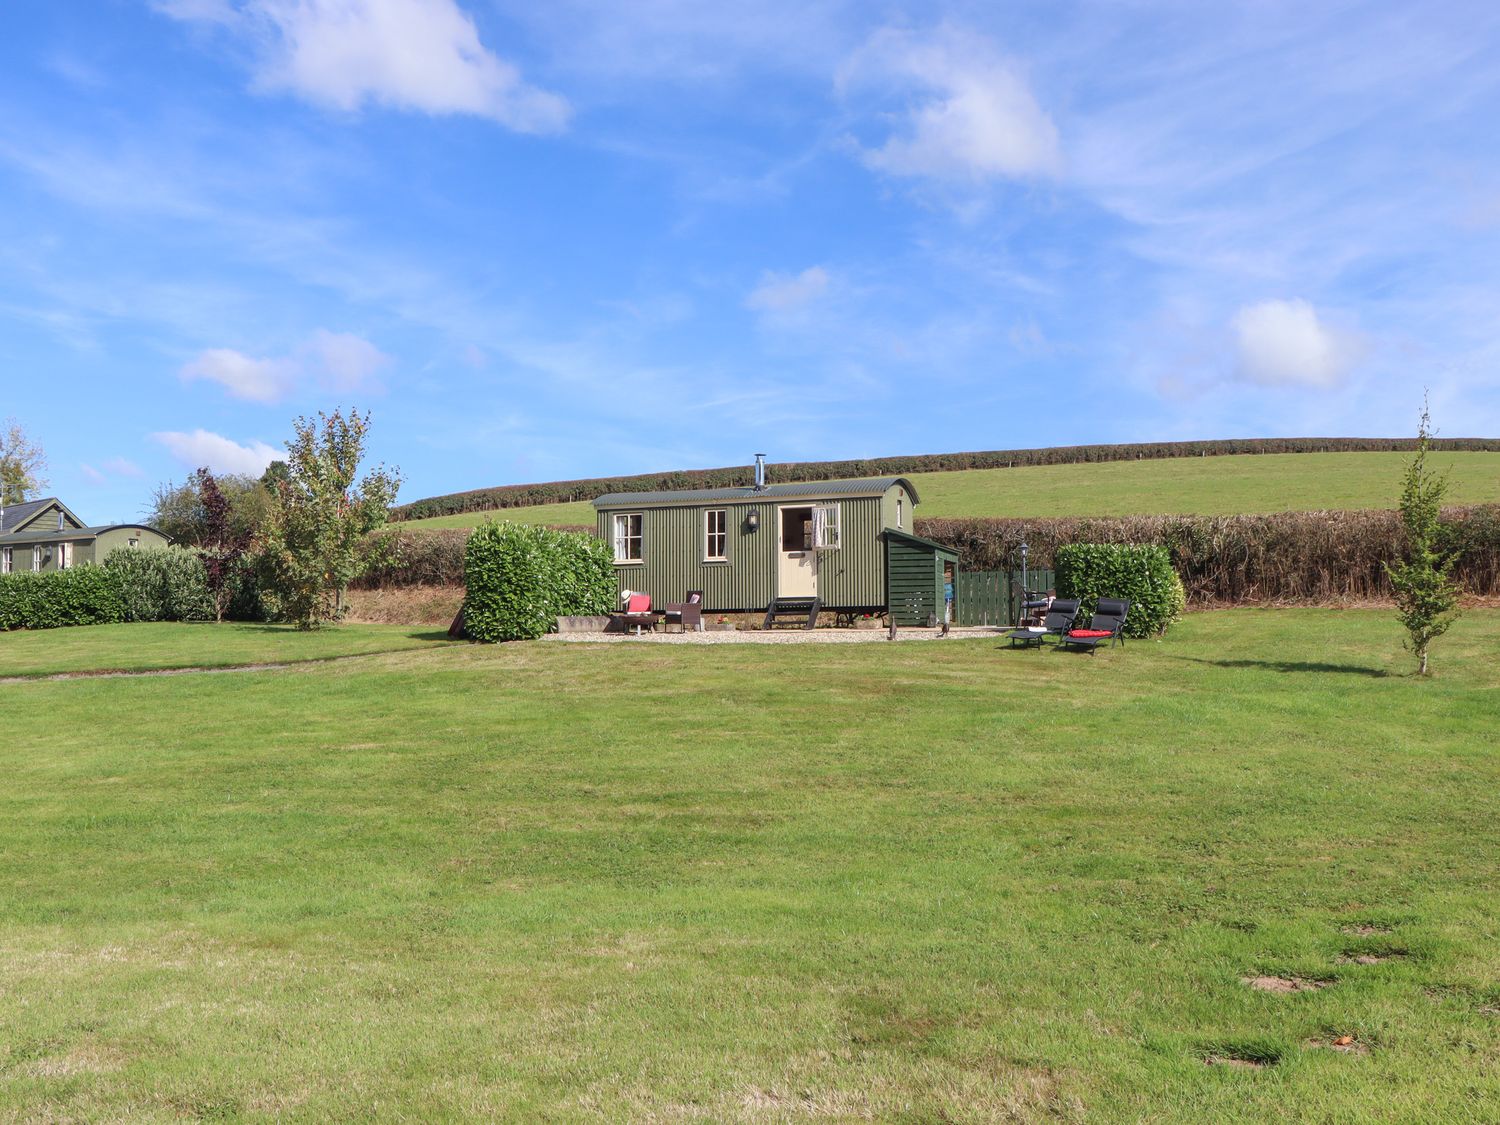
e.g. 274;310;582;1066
58;511;65;530
896;497;904;529
58;543;72;570
1;547;10;574
704;509;727;561
32;547;42;572
612;513;644;562
811;504;841;550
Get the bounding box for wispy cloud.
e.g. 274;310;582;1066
840;26;1060;184
154;0;570;132
180;330;391;403
151;429;280;475
745;266;830;312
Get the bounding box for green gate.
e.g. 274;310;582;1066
955;568;1055;626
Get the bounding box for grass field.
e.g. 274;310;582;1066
397;450;1500;531
2;610;1497;1120
0;622;451;678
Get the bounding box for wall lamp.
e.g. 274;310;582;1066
745;510;761;532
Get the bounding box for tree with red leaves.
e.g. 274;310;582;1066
195;467;252;622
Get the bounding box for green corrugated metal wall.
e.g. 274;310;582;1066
596;488;906;613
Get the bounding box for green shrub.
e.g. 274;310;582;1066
102;546;214;622
0;566;126;630
462;523;614;642
1054;543;1185;637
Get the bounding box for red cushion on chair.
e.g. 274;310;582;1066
1068;628;1114;638
626;593;651;613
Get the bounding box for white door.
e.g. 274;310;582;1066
777;506;818;597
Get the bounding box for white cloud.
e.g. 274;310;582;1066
746;266;830;312
156;0;570;133
181;347;295;403
305;329;391;390
1231;299;1360;388
180;331;391;402
80;464;108;485
101;457;146;478
841;27;1060;183
152;429;280;475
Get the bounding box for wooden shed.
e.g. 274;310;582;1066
592;473;956;625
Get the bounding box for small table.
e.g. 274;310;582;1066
614;612;662;635
1004;626;1050;649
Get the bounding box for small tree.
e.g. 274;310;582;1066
1386;401;1461;675
261;410;402;629
194;468;252;622
0;418;48;505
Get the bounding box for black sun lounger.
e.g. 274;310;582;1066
1004;598;1079;648
1059;597;1130;654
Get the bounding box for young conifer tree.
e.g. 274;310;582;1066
1386;400;1461;675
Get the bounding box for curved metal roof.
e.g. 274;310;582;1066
593;476;919;509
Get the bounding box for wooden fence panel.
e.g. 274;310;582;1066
956;568;1055;626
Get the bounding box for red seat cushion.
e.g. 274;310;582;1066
626;593;651;613
1068;628;1114;638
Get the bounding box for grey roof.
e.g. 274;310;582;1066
0;497;56;534
593;476;919;509
0;524;166;546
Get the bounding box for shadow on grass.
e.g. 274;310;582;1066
195;623;456;643
1172;656;1389;678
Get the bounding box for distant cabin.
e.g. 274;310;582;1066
592;475;958;625
0;497;171;575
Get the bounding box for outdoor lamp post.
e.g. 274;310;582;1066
1020;540;1029;624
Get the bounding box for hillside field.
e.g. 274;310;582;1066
2;610;1497;1120
397;450;1500;531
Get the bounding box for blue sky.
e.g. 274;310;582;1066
3;0;1499;520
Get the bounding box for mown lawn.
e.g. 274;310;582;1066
0;621;453;678
1;610;1497;1120
396;451;1500;531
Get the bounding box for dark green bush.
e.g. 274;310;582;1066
102;546;214;622
0;567;126;630
462;523;615;642
1054;543;1185;637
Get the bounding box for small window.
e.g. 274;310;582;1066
811;504;841;550
704;509;727;561
32;547;41;572
58;543;71;570
896;497;904;530
612;513;644;563
1;547;10;574
128;537;139;548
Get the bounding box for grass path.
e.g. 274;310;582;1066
1;609;1497;1120
396;450;1500;531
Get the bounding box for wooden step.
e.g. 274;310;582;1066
762;597;821;630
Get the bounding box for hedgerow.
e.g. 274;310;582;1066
102;546;214;622
389;437;1500;522
0;567;126;630
1054;544;1185;637
462;523;615;642
916;504;1500;606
